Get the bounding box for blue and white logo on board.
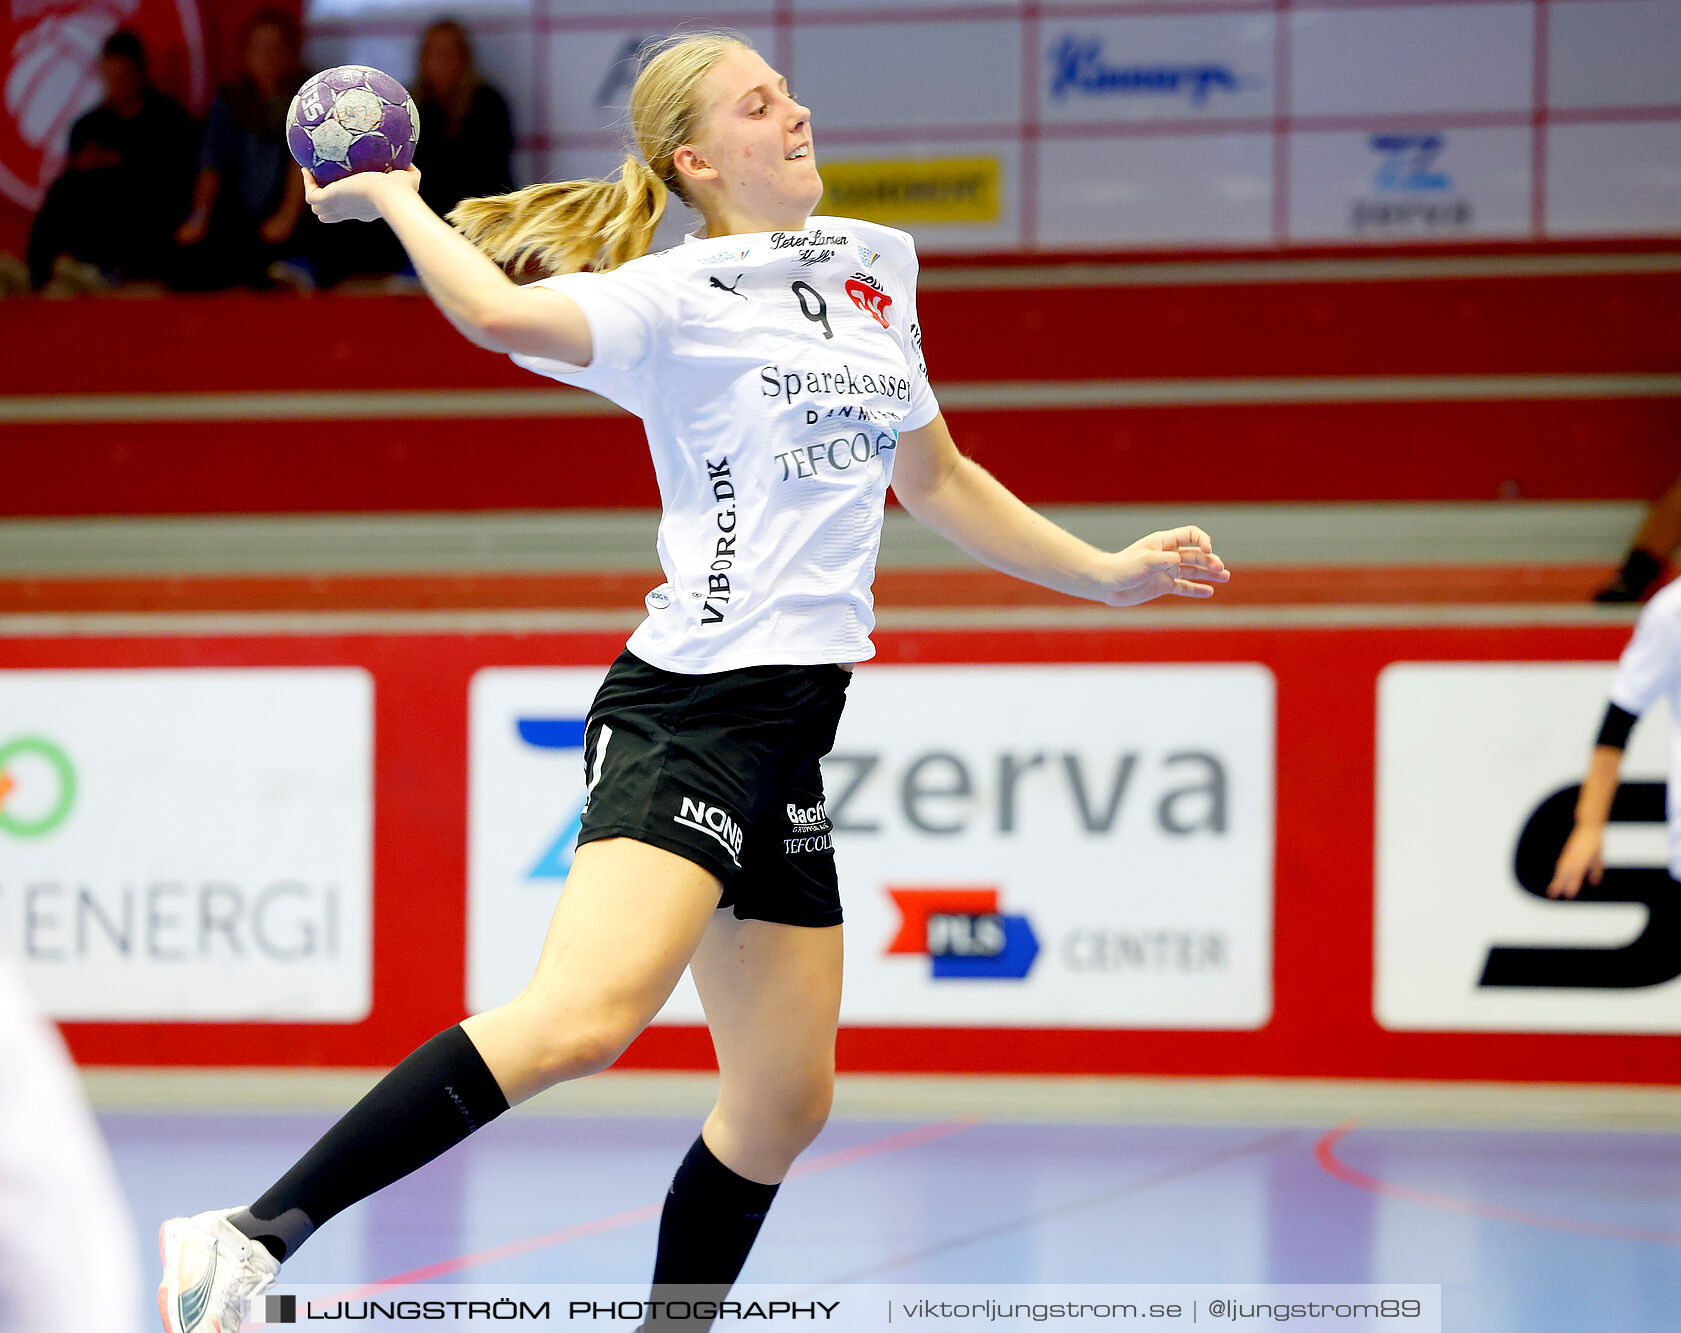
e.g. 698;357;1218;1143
1038;14;1273;125
1286;126;1529;242
516;717;591;880
1046;38;1253;107
1351;131;1472;233
1370;133;1453;193
468;668;642;1013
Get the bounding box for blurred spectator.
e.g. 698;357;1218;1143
1596;468;1681;603
174;10;314;291
412;18;515;219
320;17;517;290
23;31;197;294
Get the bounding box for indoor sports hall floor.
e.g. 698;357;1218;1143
12;491;1675;1333
100;1072;1681;1333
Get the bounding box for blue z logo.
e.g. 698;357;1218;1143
1371;134;1451;192
519;717;590;880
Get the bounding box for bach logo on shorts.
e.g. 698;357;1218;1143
674;795;744;867
783;800;833;855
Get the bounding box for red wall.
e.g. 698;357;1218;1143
9;622;1674;1084
5;262;1679;515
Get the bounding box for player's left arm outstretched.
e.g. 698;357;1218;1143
892;412;1231;606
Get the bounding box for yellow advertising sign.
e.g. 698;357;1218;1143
819;156;1000;225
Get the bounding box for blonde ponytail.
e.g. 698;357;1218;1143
448;155;666;275
447;32;751;276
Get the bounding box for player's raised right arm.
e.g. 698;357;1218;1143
303;168;594;367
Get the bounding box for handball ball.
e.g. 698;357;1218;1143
286;65;420;186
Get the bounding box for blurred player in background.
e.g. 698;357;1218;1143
1595;466;1681;604
1551;577;1681;897
24;30;197;294
157;31;1230;1333
0;962;141;1333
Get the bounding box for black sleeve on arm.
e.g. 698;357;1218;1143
1597;702;1639;750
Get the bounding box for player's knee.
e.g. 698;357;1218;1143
762;1073;835;1153
787;1080;833;1152
529;1014;639;1085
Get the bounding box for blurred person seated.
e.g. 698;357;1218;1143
174;10;316;291
23;30;197;295
412;18;514;219
1596;467;1681;603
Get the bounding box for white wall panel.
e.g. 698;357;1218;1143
792;20;1020;132
302;0;1681;253
545;25;777;138
1037;132;1273;248
1547;120;1681;235
1291;4;1533;118
1548;0;1681;110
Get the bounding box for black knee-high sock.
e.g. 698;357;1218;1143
227;1025;509;1262
645;1134;780;1329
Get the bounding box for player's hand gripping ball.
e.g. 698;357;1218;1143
286;65;419;186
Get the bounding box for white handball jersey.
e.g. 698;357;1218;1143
512;217;939;673
1608;577;1681;877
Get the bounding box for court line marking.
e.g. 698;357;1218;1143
1314;1123;1681;1247
825;1128;1302;1282
277;1119;980;1313
5;373;1680;424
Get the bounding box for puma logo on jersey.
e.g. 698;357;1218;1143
709;274;746;299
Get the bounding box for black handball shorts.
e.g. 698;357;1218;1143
575;648;852;927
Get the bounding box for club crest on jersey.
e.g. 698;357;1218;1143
845;272;893;328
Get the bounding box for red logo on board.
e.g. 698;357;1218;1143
0;1;207;211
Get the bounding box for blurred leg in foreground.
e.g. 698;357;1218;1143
0;963;141;1333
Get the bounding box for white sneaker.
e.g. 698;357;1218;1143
157;1209;280;1332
